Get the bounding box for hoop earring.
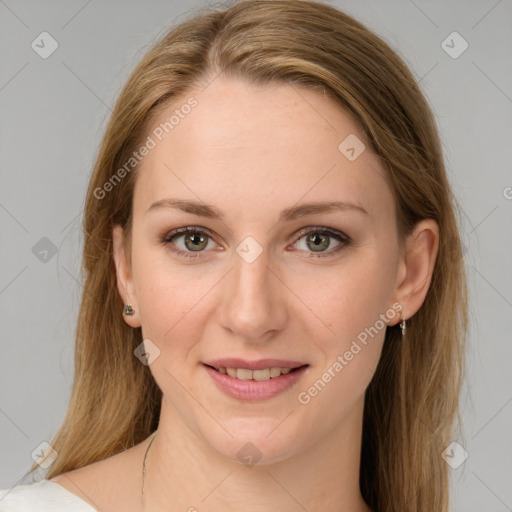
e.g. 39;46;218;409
124;304;135;316
400;316;406;337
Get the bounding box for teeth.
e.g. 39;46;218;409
253;369;271;381
215;366;297;380
237;368;253;380
270;368;281;378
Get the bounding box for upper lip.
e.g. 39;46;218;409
203;358;308;370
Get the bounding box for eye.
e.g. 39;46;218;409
161;227;219;259
161;226;351;259
291;227;351;258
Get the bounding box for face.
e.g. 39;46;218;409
113;75;419;465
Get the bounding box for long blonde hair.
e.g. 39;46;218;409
30;1;468;510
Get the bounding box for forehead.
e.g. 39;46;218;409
133;76;393;224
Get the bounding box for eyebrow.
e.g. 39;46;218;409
145;198;368;221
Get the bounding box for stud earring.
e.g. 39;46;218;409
124;304;135;316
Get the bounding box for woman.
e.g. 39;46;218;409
0;0;467;511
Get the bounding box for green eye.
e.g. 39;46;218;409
161;226;351;259
292;227;351;258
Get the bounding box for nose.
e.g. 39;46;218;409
216;246;288;342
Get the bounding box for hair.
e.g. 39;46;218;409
28;1;468;511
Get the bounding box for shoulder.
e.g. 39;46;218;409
0;479;97;511
0;436;150;512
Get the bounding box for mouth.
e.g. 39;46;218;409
203;364;309;381
202;361;310;401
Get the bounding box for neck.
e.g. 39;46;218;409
143;396;371;512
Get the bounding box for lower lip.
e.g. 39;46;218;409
203;364;308;401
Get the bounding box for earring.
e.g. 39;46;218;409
400;316;406;337
124;304;135;316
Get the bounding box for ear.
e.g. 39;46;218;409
112;224;141;328
389;218;439;325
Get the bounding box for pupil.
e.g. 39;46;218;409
308;233;328;251
187;232;206;250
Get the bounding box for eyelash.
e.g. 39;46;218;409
160;226;352;260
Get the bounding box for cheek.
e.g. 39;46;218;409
132;252;217;361
298;250;394;405
307;253;394;344
132;234;396;377
295;262;390;421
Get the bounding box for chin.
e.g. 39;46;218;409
202;417;308;467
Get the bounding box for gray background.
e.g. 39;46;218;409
1;0;511;510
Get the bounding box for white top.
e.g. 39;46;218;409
0;479;97;511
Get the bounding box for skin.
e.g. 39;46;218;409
52;75;438;512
